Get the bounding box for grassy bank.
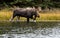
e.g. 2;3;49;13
0;8;60;21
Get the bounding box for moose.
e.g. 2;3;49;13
9;6;41;23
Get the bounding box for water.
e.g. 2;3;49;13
0;22;60;38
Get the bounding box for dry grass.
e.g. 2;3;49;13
40;13;60;20
0;9;12;20
0;8;60;21
37;9;60;21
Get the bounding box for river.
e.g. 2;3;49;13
0;22;60;38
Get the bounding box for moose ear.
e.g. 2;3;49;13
38;7;42;13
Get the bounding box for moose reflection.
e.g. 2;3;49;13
9;6;41;23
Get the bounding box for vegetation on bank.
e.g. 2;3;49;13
0;8;60;21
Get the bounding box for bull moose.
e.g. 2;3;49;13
9;6;41;23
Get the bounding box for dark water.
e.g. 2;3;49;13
0;22;60;38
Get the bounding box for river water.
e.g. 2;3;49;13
0;22;60;38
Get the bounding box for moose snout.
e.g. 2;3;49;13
37;13;40;18
37;15;40;18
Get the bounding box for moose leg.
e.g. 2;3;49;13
33;16;36;22
33;19;36;22
17;16;20;21
9;15;15;22
27;18;29;23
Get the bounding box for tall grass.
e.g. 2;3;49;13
0;8;60;21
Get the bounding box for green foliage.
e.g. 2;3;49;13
0;0;60;8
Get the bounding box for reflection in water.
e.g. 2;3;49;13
0;22;60;38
